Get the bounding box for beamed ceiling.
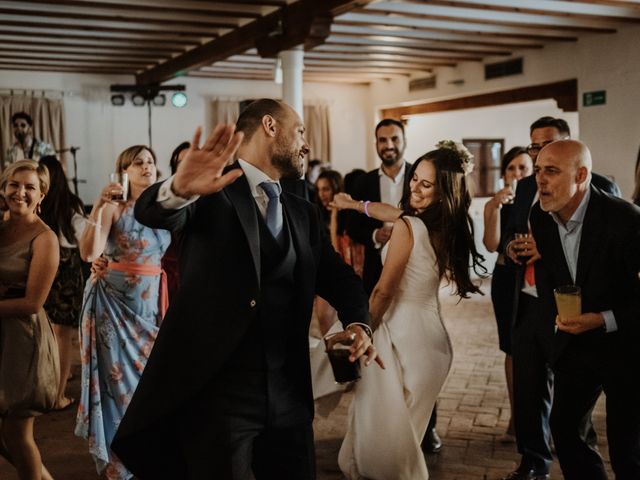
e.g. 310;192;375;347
1;0;639;85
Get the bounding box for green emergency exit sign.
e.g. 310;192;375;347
583;90;606;107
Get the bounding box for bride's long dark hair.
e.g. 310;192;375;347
400;146;486;298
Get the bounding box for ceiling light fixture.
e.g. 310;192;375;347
131;93;146;106
110;94;125;106
171;91;188;108
152;94;166;106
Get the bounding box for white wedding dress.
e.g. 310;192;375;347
338;216;453;480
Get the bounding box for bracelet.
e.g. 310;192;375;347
363;200;371;218
346;322;373;340
86;218;100;229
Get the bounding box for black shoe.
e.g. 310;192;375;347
421;428;443;453
502;469;550;480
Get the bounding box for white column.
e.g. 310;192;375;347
279;47;304;120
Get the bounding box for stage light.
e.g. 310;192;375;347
152;94;166;106
131;93;146;106
171;91;187;108
111;94;125;106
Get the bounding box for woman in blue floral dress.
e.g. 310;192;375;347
76;145;170;480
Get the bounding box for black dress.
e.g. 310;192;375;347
490;203;516;354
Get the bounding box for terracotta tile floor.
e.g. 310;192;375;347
314;282;612;480
0;281;612;479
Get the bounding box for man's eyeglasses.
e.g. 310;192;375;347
13;122;29;128
526;140;554;155
526;136;569;155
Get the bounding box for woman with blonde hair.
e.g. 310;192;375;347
0;160;60;480
76;146;170;480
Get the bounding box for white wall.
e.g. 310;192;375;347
0;71;370;203
369;23;640;199
403;99;578;164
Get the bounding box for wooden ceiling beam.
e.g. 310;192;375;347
136;0;376;85
0;28;201;46
321;41;512;56
380;79;579;118
414;0;640;23
0;37;181;53
328;31;544;50
0;9;238;30
301;51;470;64
1;19;220;38
335;20;579;42
352;7;618;33
310;45;492;60
12;0;265;19
562;0;640;10
0;64;137;74
0;54;148;67
0;45;171;59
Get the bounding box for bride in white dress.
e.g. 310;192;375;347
332;142;486;479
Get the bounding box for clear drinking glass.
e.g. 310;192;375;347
497;178;517;204
109;173;129;202
554;285;581;322
324;331;361;384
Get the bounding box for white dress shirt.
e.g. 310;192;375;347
373;162;406;248
156;159;280;221
549;188;617;332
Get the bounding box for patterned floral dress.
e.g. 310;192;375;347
75;204;170;480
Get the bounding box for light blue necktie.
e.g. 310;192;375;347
259;181;283;239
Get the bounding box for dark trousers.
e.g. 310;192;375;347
176;371;315;480
511;294;554;474
427;404;437;431
551;346;640;480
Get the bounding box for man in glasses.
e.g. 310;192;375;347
501;117;619;480
3;111;56;171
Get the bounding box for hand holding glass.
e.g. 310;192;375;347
109;173;128;202
554;285;581;323
324;331;361;384
513;233;533;263
497;178;517;204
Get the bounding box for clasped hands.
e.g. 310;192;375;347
171;124;245;198
328;325;385;369
556;312;605;335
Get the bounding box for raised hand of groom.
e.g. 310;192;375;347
172;123;244;198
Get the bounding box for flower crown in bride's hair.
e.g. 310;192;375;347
435;140;475;176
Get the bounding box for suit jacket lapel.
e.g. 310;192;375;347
575;186;604;286
281;192;312;269
547;218;573;286
224;166;261;286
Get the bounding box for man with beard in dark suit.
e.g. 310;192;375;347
347;118;442;453
111;99;382;480
530;139;640;479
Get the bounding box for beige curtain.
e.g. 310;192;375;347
206;97;241;134
0;94;67;170
304;102;331;164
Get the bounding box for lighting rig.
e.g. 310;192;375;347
110;84;187;147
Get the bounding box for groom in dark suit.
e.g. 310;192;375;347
111;99;380;479
530;139;640;479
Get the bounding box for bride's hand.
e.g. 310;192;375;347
330;192;355;211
